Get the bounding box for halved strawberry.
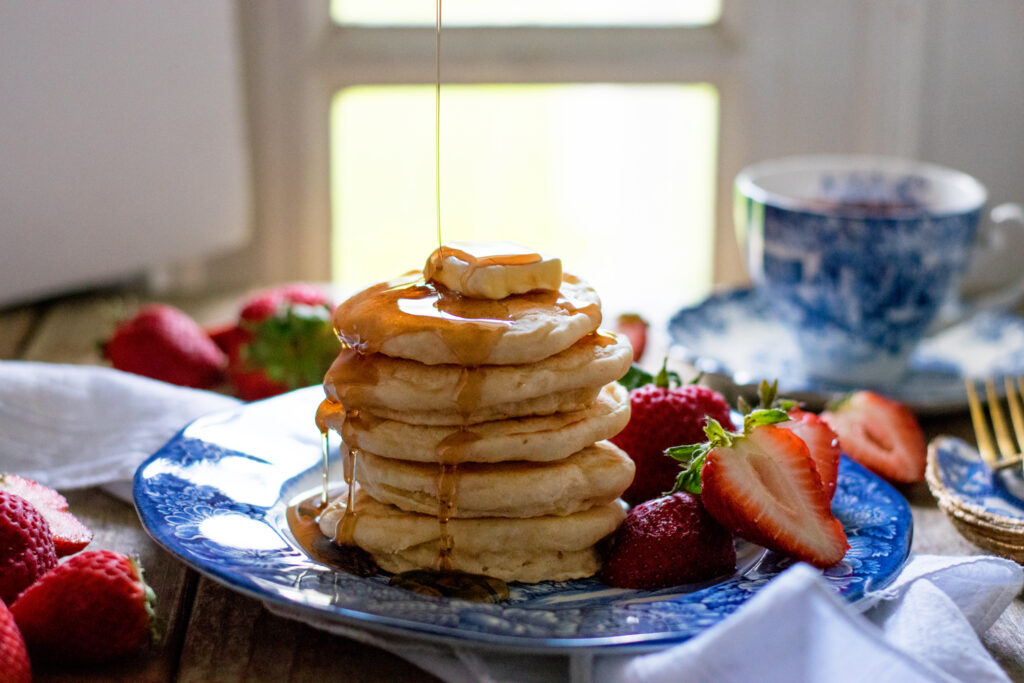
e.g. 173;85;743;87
779;408;840;501
669;412;848;568
0;474;92;556
821;391;926;484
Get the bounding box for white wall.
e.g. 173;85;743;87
0;1;250;306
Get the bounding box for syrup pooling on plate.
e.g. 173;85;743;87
286;490;378;577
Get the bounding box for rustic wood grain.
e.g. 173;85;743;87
0;304;40;359
177;578;439;682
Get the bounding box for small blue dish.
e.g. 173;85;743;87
668;288;1024;414
134;387;913;652
927;436;1024;523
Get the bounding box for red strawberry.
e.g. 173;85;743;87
778;409;840;501
615;313;648;362
611;363;734;505
102;304;227;389
821;391;926;484
669;413;848;568
221;285;337;401
11;550;156;664
0;475;92;557
0;600;30;683
600;492;736;589
239;283;330;323
0;492;57;605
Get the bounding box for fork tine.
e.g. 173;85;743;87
967;378;999;466
1005;376;1024;455
985;377;1019;462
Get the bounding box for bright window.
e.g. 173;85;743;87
331;1;721;27
331;83;719;321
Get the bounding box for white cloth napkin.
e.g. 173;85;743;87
0;361;239;495
1;362;1020;682
267;555;1022;683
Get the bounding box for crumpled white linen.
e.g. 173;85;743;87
267;556;1022;683
0;361;239;493
1;362;1020;682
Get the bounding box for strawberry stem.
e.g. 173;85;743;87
653;359;683;389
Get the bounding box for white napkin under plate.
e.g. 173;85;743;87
1;362;1020;682
0;361;239;496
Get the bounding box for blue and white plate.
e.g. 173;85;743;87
927;436;1024;524
134;387;912;652
668;288;1024;413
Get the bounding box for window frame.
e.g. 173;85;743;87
229;0;748;290
229;1;1007;295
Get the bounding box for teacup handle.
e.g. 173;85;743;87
962;202;1024;309
930;203;1024;333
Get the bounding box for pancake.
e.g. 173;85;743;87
323;330;632;423
319;491;626;583
332;272;602;366
332;382;630;464
354;440;635;518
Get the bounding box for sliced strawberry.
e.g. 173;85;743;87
0;474;92;556
669;413;848;568
821;391;926;484
779;408;840;501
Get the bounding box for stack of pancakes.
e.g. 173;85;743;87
318;243;635;583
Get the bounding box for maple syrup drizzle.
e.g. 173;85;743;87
315;399;346;505
436;462;456;571
338;445;359;546
331;273;597;367
435;0;443;252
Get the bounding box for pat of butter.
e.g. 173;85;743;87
424;241;562;299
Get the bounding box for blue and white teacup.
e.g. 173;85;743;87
735;155;1023;386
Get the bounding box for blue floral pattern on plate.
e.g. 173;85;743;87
134;387;912;651
929;437;1024;521
668;288;1024;414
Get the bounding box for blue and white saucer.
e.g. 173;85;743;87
926;437;1024;561
668;288;1024;413
134;387;912;652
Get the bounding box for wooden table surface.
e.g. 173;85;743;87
1;287;1022;682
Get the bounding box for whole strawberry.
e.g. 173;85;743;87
0;474;92;556
0;600;30;683
213;284;338;401
103;303;227;389
615;313;648;362
0;491;57;605
611;362;734;505
11;550;156;664
601;492;736;589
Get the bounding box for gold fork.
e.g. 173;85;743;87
965;376;1024;469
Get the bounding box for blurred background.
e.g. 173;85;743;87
2;0;1023;325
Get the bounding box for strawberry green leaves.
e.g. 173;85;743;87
242;302;339;389
666;409;791;495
